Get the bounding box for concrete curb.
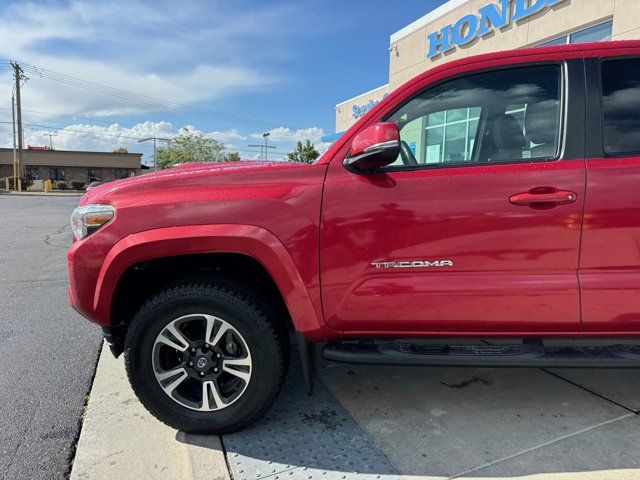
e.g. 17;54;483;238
70;343;231;480
0;190;83;196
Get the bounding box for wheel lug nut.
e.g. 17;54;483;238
214;367;218;372
190;347;196;353
188;361;193;367
216;353;221;358
199;371;205;377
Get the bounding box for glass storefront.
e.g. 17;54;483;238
424;108;480;163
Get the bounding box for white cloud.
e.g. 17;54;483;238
17;121;175;154
0;121;256;162
204;129;247;143
0;0;303;118
0;1;329;162
250;127;326;143
0;120;329;163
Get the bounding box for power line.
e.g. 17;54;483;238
19;123;265;155
25;122;145;140
1;106;303;146
0;120;265;155
15;61;303;131
0;106;141;128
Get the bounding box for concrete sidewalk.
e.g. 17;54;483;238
70;344;230;480
320;364;640;479
73;343;640;480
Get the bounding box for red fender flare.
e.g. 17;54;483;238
92;224;336;340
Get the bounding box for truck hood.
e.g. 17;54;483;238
80;160;311;206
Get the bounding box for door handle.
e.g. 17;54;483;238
510;187;577;209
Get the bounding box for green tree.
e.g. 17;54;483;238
287;140;319;164
156;130;239;169
113;147;129;153
221;151;241;162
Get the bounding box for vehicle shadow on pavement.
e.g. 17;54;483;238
220;349;402;480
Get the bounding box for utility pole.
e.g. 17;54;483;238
248;132;276;161
11;95;16;189
11;62;26;190
138;137;171;171
248;143;264;160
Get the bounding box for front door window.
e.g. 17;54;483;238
386;65;562;168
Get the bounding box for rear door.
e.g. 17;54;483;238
320;58;587;335
580;52;640;333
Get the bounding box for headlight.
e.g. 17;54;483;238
70;204;115;240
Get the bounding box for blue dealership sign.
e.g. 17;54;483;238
352;93;390;119
427;0;567;59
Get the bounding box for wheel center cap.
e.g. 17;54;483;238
195;357;208;370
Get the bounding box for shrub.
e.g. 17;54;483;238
71;181;85;190
57;182;68;190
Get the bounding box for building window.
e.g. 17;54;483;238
26;166;39;180
424;107;481;163
88;168;102;183
538;20;612;47
602;58;640;156
50;168;65;181
115;169;131;179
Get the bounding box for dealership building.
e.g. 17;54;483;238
325;0;640;144
0;147;145;189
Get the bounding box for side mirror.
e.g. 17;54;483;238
343;122;400;172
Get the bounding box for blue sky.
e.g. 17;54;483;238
0;0;447;162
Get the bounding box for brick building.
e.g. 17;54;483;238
0;148;145;189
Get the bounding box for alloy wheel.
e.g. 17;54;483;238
151;314;252;411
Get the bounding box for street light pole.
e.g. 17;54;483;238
249;133;276;161
48;133;58;150
262;132;277;161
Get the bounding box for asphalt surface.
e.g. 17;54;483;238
0;195;102;479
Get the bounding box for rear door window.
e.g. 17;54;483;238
602;58;640;156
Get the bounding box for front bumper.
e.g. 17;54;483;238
67;236;111;326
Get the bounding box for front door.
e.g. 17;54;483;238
320;61;586;335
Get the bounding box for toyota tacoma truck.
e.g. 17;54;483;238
68;41;640;433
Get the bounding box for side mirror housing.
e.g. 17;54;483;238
343;122;400;172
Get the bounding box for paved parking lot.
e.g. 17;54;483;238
0;194;101;479
4;194;640;480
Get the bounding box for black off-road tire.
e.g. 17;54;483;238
124;278;289;434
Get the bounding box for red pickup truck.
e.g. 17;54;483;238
68;41;640;433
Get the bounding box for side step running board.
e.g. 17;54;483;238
322;341;640;368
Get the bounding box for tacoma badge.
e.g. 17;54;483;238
371;260;454;269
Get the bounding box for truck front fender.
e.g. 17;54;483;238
93;224;333;340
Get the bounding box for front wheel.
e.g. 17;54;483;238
124;279;289;434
